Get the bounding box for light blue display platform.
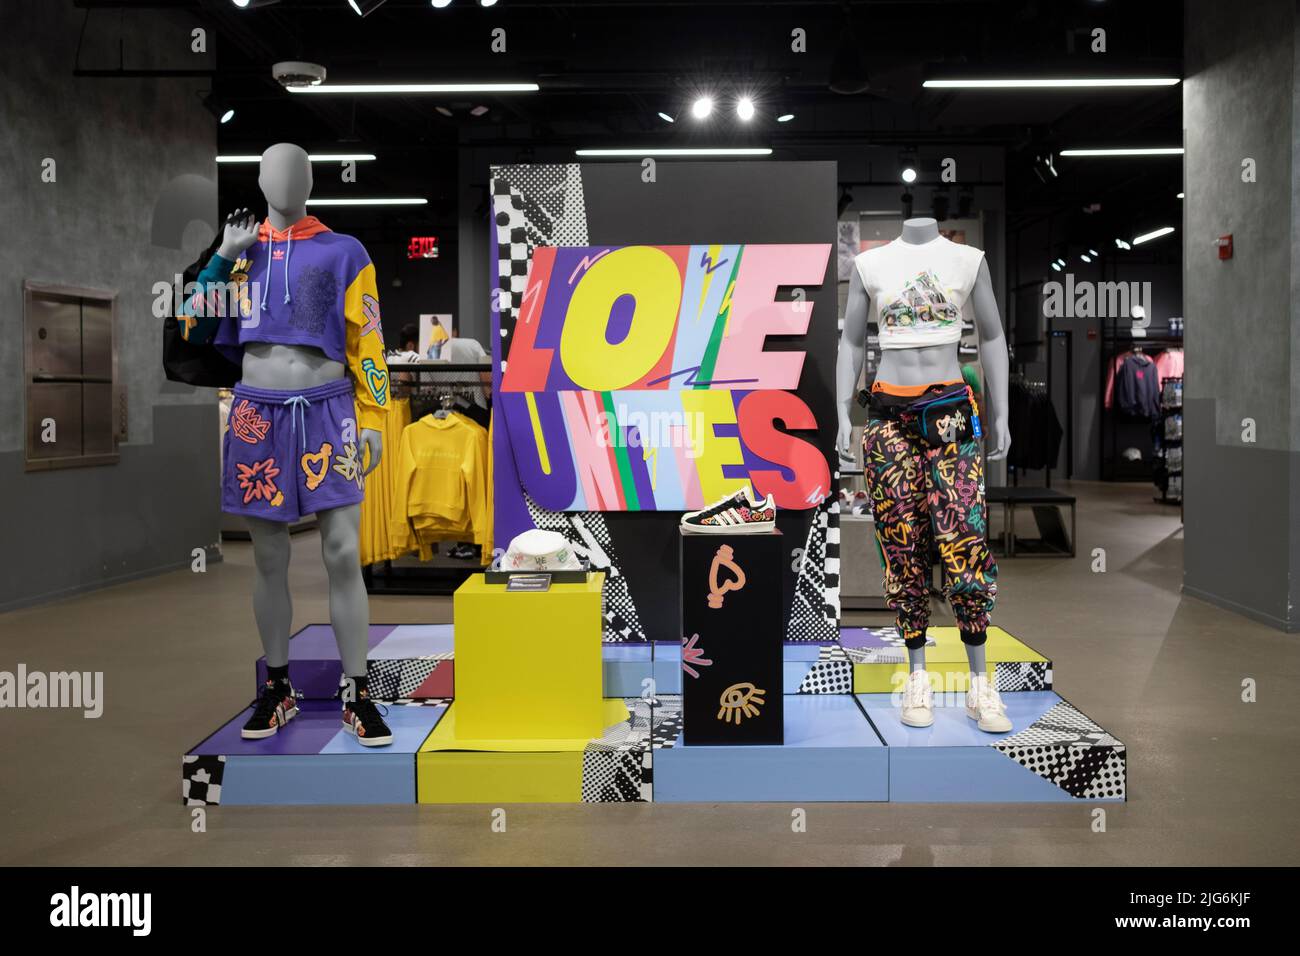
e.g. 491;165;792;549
652;695;888;802
182;700;448;806
857;691;1126;802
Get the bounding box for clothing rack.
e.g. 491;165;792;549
1099;319;1184;481
362;362;493;596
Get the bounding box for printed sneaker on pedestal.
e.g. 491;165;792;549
342;689;394;747
241;679;299;739
680;488;777;534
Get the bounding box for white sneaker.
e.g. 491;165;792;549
680;487;776;534
966;674;1013;733
900;669;934;727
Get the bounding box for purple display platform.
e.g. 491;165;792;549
256;624;454;700
182;700;448;806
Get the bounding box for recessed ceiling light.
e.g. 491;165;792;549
289;82;538;94
1059;147;1184;156
469;105;489;116
901;167;918;184
923;77;1180;88
776;113;795;122
1081;254;1092;263
657;111;675;123
1177;192;1185;199
1051;261;1062;272
216;153;377;163
736;97;755;121
691;96;714;120
431;0;452;7
575;147;772;157
306;197;428;206
435;106;453;117
1132;226;1175;245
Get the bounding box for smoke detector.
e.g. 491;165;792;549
272;61;327;89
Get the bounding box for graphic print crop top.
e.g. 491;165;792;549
853;236;985;350
179;216;390;432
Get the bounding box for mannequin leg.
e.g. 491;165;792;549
863;417;932;663
246;516;293;668
317;503;369;679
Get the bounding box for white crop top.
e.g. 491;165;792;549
854;236;985;349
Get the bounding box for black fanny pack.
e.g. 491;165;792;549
862;384;982;448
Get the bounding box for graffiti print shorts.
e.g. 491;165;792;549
222;378;366;522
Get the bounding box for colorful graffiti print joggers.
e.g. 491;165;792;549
862;385;998;649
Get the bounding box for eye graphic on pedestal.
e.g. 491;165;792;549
716;682;765;724
706;544;746;608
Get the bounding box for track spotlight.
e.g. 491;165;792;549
900;167;917;184
431;0;453;7
691;96;714;120
202;92;235;124
736;97;755;121
480;0;500;6
348;0;388;15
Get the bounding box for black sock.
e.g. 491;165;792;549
266;664;290;685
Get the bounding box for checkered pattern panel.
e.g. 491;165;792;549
993;699;1126;799
797;645;854;694
581;697;653;802
995;661;1053;692
786;494;840;642
181;754;226;807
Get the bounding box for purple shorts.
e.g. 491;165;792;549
222;378;366;522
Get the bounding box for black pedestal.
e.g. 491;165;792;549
679;529;784;745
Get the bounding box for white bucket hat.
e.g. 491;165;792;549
501;529;583;572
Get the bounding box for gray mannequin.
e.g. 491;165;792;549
836;217;1011;730
212;144;386;738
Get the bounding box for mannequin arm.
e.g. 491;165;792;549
835;268;870;468
969;258;1010;461
361;428;383;476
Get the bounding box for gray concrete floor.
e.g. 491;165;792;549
1;480;1297;866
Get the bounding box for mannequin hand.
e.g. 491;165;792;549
217;207;260;261
985;416;1011;461
836;411;857;470
361;429;383;476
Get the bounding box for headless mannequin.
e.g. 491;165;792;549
835;217;1009;678
217;144;382;679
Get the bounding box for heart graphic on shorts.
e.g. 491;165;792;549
361;358;389;406
301;442;333;491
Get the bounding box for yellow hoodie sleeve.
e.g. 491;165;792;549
344;261;390;434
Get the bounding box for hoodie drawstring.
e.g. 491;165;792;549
283;229;293;304
258;224;295;311
282;394;311;453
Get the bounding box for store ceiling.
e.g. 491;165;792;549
77;0;1186;252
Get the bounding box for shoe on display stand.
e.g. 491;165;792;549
241;680;299;740
966;674;1013;733
343;693;395;747
680;487;777;534
900;669;935;727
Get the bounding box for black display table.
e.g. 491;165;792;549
985;486;1077;558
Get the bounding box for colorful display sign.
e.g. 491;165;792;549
497;243;832;512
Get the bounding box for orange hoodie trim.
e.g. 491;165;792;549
871;379;962;397
258;215;332;242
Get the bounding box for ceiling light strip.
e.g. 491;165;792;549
1059;148;1184;156
216;153;377;163
289;82;538;94
306;197;428;206
1132;226;1176;245
575;147;772;157
923;78;1180;89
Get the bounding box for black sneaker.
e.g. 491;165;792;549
241;680;299;739
342;691;394;747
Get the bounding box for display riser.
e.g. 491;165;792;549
842;626;1053;694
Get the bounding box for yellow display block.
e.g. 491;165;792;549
452;572;605;740
851;626;1049;693
415;698;631;804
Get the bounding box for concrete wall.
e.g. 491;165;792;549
1183;0;1299;629
0;2;220;610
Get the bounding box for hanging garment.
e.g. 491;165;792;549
1104;351;1162;419
1155;348;1184;386
862;385;998;645
358;397;412;566
853;236;985;350
390;413;491;559
1006;379;1063;472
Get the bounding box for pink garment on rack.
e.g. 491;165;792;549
1155;348;1184;384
